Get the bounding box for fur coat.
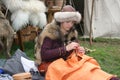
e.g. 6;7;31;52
35;20;78;64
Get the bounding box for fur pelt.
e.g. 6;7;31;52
1;0;46;13
2;0;47;31
0;11;14;58
34;20;78;64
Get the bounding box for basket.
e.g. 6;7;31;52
12;72;32;80
14;26;40;44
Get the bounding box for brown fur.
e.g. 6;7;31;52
0;10;14;58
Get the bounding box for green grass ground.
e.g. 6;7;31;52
80;38;120;77
0;38;120;77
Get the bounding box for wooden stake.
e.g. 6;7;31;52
89;0;95;46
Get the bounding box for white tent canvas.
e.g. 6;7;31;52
84;0;120;38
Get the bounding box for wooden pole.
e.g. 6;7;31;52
89;0;95;45
17;30;24;51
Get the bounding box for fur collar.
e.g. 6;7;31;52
38;20;78;45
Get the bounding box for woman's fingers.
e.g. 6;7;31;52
66;42;80;51
77;46;85;54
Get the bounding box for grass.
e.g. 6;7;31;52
0;41;35;60
0;38;120;77
79;38;120;77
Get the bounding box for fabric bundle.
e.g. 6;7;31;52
46;50;115;80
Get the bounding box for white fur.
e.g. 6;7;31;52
54;12;81;23
29;12;47;28
2;0;24;12
2;0;46;13
23;0;47;12
29;13;40;27
11;10;30;31
38;13;47;28
2;0;47;31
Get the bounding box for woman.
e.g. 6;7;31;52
35;5;84;64
35;5;119;80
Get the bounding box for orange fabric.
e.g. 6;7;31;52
45;51;115;80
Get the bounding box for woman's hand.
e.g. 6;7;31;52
66;42;85;54
66;42;80;51
77;46;85;54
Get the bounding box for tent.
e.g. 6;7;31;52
84;0;120;38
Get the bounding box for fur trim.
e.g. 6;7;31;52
37;20;78;44
54;12;81;23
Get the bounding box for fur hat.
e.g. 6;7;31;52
54;5;81;23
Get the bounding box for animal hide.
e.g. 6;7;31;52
0;10;14;58
2;0;47;31
2;0;47;13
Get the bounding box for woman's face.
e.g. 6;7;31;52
60;21;75;32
